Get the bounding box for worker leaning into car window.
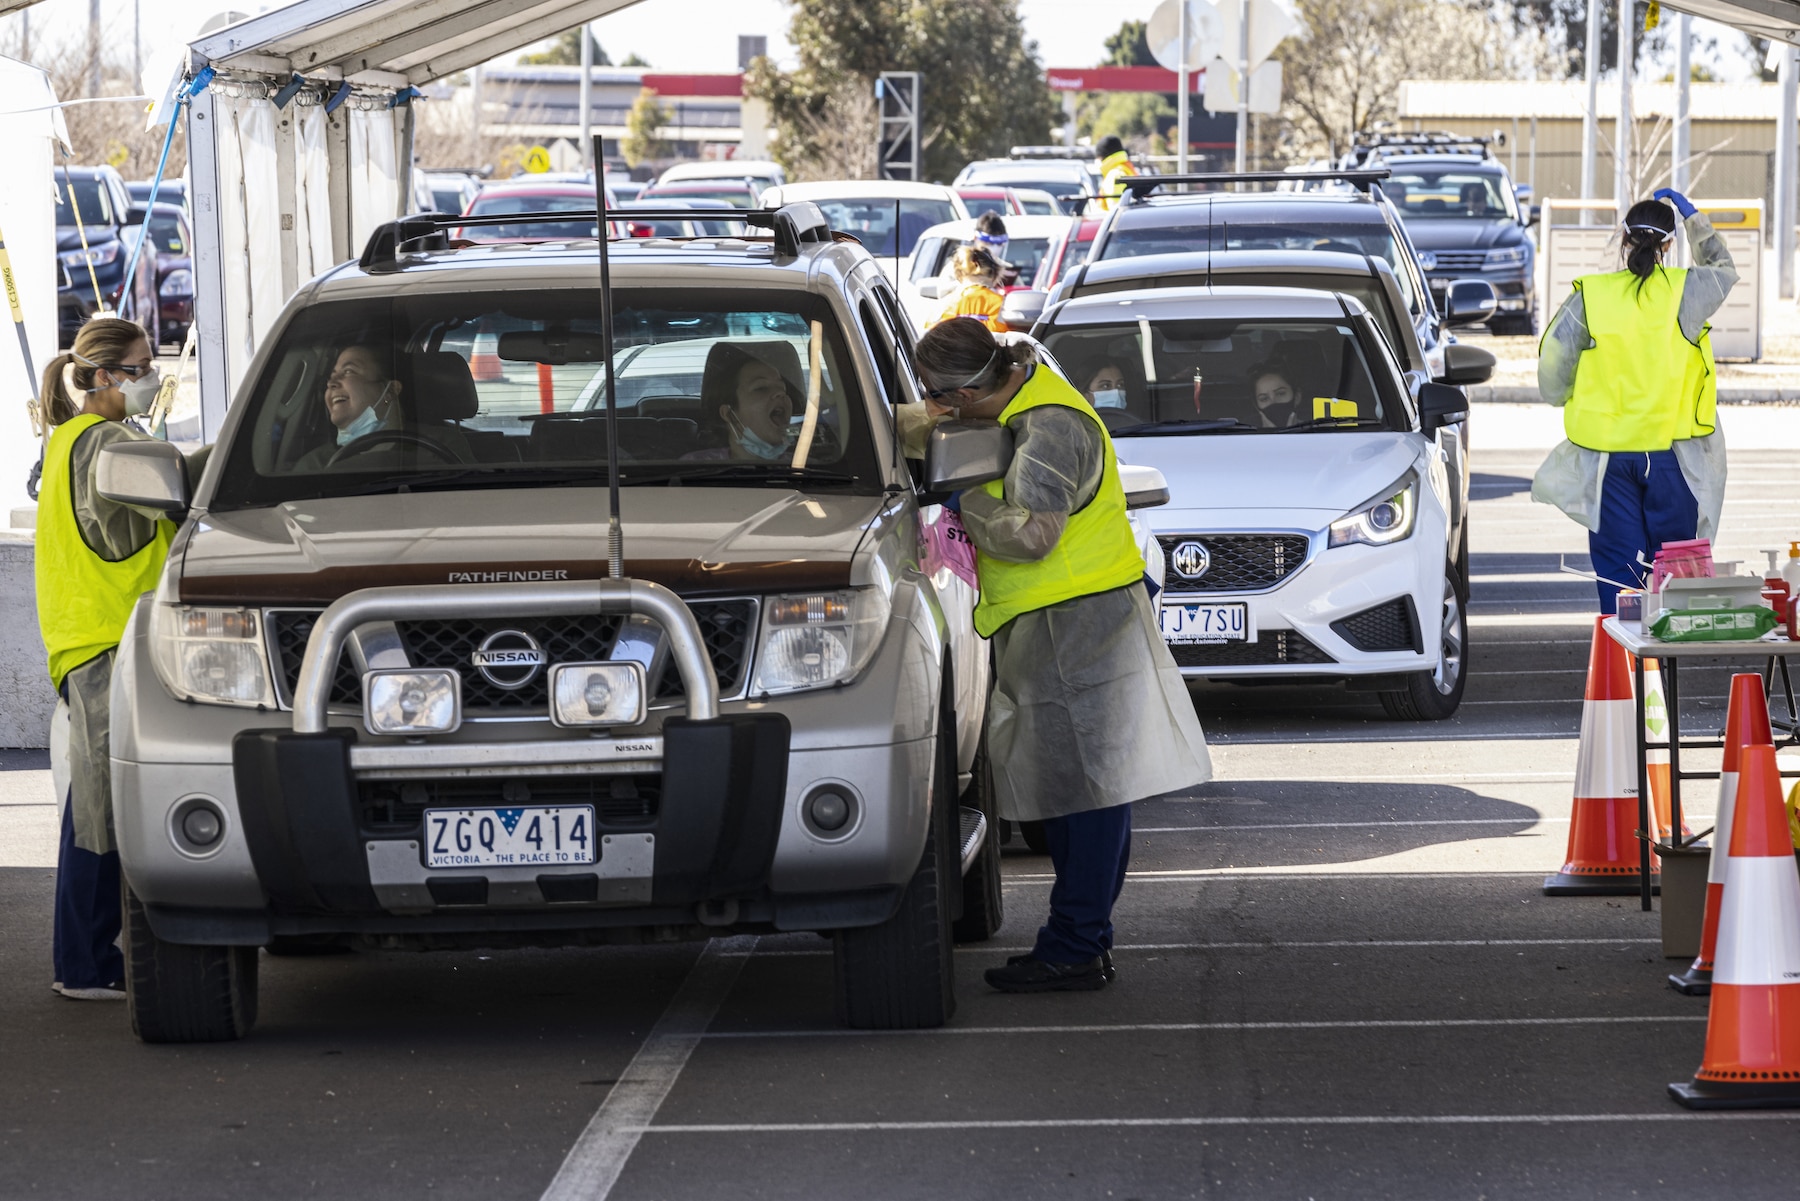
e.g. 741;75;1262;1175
1533;188;1737;613
1096;134;1139;212
927;246;1008;333
33;317;187;1000
901;320;1211;993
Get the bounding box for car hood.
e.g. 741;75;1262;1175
56;227;118;251
1403;219;1523;252
1114;432;1423;520
179;487;885;605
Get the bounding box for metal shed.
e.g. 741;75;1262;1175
181;0;649;435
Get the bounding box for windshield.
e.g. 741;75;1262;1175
212;288;883;509
962;167;1090;201
431;187;469;215
147;215;186;255
462;194;597;241
640;185;757;208
1388;170;1517;221
810;198;956;258
1042;316;1400;435
55;177;113;227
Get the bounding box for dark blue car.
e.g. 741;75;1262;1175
56;165;162;347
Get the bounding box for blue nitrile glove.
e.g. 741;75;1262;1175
1653;188;1697;219
943;490;962;514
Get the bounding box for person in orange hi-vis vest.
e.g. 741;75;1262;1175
927;246;1008;333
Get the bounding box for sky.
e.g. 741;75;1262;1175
1;0;1758;89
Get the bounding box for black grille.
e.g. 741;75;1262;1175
1168;629;1334;667
357;775;661;836
1428;251;1488;272
269;599;757;710
1332;598;1421;653
1157;534;1309;593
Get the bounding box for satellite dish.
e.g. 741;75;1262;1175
1147;0;1226;73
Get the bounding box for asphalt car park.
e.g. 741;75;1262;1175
4;423;1798;1198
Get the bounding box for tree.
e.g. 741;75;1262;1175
1104;19;1156;67
745;0;1058;182
519;29;610;66
1275;0;1560;160
622;88;672;168
1078;18;1173;150
621;52;651;68
1500;1;1664;80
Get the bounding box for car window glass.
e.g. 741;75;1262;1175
859;299;900;407
809;199;957;259
908;239;942;283
1044;317;1396;434
56;177;112;226
213;288;882;509
148;217;185;254
869;282;920;380
1389;170;1517;221
1220;273;1407;364
463;194;599;241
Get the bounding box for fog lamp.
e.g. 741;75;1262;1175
364;669;461;736
549;662;646;728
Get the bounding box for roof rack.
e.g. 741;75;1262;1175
1347;131;1500;163
357;201;833;271
1121;169;1391;200
1008;145;1095;160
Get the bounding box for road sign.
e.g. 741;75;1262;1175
1214;0;1302;74
548;139;580;172
1203;59;1282;115
1147;0;1226;72
524;145;551;174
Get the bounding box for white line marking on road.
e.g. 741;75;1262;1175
539;936;753;1201
732;937;1662;959
1135;818;1568;832
636;1112;1800;1133
700;1015;1704;1041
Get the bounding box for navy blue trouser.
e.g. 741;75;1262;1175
53;791;123;989
1031;802;1132;964
1588;449;1699;614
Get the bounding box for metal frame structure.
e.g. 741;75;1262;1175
876;71;921;183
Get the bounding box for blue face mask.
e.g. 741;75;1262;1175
336;383;391;446
731;411;792;461
1092;388;1127;410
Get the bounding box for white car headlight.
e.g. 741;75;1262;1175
1485;245;1527;268
751;588;891;695
1328;472;1418;549
59;242;120;269
365;669;461;736
159;267;193;297
148;602;277;708
549;662;646;728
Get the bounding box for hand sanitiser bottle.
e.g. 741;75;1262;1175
1786;542;1800;593
1764;549;1790;616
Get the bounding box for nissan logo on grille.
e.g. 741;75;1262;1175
1170;541;1212;581
471;630;546;689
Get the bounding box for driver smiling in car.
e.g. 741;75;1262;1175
294;345;406;470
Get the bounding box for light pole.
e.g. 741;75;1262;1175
1614;0;1633;222
579;25;593;173
1580;0;1601;221
1234;0;1249;174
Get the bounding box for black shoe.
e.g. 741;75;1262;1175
985;955;1109;993
1008;949;1116;981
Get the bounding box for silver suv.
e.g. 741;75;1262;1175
99;205;1007;1040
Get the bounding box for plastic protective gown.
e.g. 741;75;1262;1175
901;394;1212;823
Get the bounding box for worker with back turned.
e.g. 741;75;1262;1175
1533;188;1736;612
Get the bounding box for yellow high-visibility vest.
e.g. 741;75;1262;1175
1560;267;1716;452
972;369;1145;638
1099;151;1139;212
35;413;174;689
930;284;1007;332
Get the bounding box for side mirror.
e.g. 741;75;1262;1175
97;440;190;514
1525;203;1541;227
1443;279;1498;327
925;419;1014;493
123;205;148;226
999;288;1046;331
1513;183;1533;203
1418;381;1469;433
1439;340;1496;386
1118;462;1170;510
916;279;944;301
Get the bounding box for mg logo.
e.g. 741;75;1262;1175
471;629;546;689
1170;540;1212;581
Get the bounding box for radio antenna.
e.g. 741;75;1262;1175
592;135;623;580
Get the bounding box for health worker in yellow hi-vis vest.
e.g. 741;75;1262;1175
1095;135;1139;212
34;317;186;1000
1532;190;1736;613
899;320;1210;994
926;246;1009;333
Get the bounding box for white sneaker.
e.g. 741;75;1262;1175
54;983;126;1001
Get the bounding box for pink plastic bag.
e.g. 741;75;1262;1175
921;508;979;590
1650;538;1714;593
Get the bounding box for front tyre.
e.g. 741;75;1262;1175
953;733;1004;943
124;879;257;1043
1378;567;1467;721
832;716;958;1029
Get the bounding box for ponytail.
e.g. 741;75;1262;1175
1621;198;1678;296
38;353;79;427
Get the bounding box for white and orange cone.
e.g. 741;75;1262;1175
1670;674;1773;995
1669;743;1800;1108
1545;616;1653;895
1642;658;1689;845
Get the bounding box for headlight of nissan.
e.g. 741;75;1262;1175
1485;244;1526;268
148;601;278;707
751;588;892;695
365;669;461;736
1328;472;1418;549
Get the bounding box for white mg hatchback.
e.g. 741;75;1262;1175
1036;285;1470;719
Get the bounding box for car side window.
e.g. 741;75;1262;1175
868;282;921;389
908;239;942;284
859;298;900;407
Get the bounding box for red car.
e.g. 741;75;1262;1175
953;186;1025;218
1034;215;1102;290
455;182;611;242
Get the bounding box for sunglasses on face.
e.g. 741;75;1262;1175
104;362;154;377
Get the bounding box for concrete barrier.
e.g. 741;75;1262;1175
0;530;54;749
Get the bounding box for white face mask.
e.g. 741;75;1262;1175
337;382;392;446
1091;387;1127;410
728;410;792;461
118;368;162;417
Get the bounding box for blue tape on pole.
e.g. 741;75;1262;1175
323;81;353;114
115;65;214;324
273;74;306;109
387;86;423;109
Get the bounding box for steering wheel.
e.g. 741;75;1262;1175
328;430;462;467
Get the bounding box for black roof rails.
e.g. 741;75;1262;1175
1121;170;1391;200
357;201;834;271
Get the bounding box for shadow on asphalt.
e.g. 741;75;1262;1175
1469;471;1533;497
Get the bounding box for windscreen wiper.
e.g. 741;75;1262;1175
1272;416;1388;433
638;463;861;486
1110;418;1255;437
326;466;612;496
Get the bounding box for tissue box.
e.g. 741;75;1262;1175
1648;574;1767;614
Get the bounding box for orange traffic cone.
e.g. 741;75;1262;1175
1669;743;1800;1108
1669;674;1772;995
469;323;505;382
1545;616;1654;895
